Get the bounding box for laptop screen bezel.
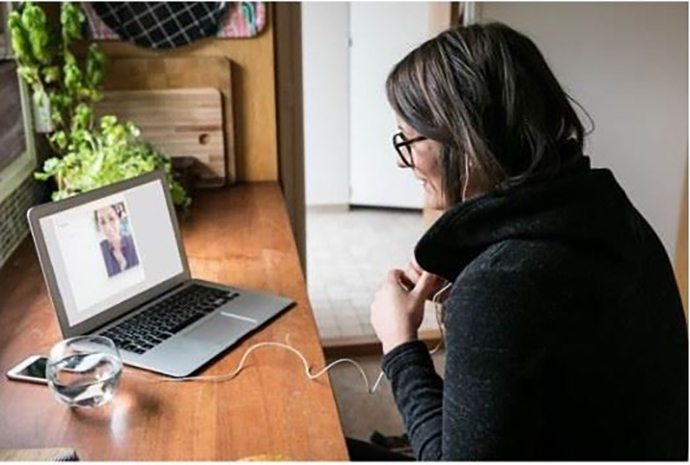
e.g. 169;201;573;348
27;170;191;338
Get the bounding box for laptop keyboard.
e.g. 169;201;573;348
100;284;240;355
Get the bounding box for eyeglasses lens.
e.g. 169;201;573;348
393;133;413;168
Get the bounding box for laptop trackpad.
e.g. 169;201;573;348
184;313;255;345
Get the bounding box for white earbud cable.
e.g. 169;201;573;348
131;281;452;394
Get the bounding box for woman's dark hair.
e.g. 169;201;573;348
386;22;589;205
93;204;120;231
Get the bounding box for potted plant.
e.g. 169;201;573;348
8;2;190;207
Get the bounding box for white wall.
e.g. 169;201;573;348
481;2;688;258
302;2;351;206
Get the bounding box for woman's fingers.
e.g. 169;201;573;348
412;271;441;301
400;268;417;291
387;269;407;289
381;266;447;301
403;260;422;288
410;255;424;275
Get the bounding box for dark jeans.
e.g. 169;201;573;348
346;437;414;461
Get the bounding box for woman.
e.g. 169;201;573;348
366;22;687;460
95;204;139;277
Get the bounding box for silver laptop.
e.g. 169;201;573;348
27;170;294;377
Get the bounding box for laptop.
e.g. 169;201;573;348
27;170;294;377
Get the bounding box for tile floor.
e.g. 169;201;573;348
306;207;441;344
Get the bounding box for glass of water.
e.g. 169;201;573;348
47;335;123;408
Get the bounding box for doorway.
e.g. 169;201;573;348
302;2;452;349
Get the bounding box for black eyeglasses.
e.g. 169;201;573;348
393;132;427;168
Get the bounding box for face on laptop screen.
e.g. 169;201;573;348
38;179;184;326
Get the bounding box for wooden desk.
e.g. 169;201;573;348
0;183;349;460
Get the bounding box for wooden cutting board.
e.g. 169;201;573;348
102;57;236;186
95;88;225;186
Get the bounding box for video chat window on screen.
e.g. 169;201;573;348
55;195;147;315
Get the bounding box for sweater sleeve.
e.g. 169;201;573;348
382;340;444;460
382;266;553;460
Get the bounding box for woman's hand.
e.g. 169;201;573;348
403;256;451;301
370;269;441;354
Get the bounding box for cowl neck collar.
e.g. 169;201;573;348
414;157;636;281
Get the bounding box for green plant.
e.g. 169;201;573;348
8;2;190;207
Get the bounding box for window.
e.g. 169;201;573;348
0;59;37;203
0;2;37;203
0;3;9;60
0;61;26;173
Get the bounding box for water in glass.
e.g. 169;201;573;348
47;336;123;407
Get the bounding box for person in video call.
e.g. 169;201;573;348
352;22;688;461
95;204;139;278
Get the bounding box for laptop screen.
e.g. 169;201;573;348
37;178;185;326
